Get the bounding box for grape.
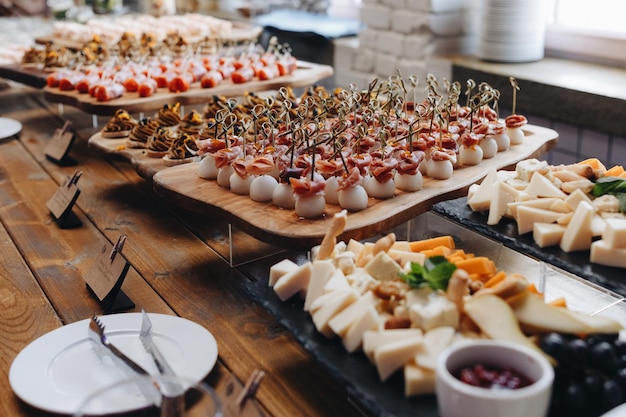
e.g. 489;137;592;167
584;373;603;398
601;380;625;412
540;333;567;363
615;338;626;356
566;338;588;368
617;368;626;392
589;342;619;375
563;382;588;412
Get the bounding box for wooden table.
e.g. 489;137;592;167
0;82;364;417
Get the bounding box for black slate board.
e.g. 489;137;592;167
432;197;626;297
237;251;439;417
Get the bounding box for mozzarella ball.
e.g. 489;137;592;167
198;154;218;179
459;145;483;166
272;183;296;209
480;136;498;159
507;127;524;145
295;194;326;219
338;185;369;211
324;176;340;205
394;172;423;192
250;175;278;202
217;165;234;188
494;132;510;151
229;173;253;195
427;160;453;180
364;176;396;199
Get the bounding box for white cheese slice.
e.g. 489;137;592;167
524;172;567;199
560;200;594;252
414;326;456;370
343;304;381;353
346;238;365;256
374;337;423;382
409;293;459;331
548;199;572;213
590;240;626;268
565;188;593;211
311;289;359;338
602;218;626;248
507;198;559;218
347;268;376;294
467;183;480;201
269;258;298;287
591;215;606;238
323;269;351;293
387;249;426;267
390;241;411;251
467;168;498;212
355;242;375;266
273;262;312;301
404;362;436;396
328;291;378;338
533;222;566;248
516;206;564;235
363;328;424;362
364;251;402;281
487;181;520;225
304;260;336;311
516;158;549;182
556;211;574;226
515;190;538;201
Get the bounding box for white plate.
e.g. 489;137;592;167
601;403;626;417
0;117;22;140
9;313;218;415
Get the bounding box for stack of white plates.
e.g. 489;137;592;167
477;0;548;62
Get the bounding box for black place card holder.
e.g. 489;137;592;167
46;170;82;229
85;235;134;313
45;120;77;166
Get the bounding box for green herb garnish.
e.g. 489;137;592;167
399;256;457;291
592;177;626;212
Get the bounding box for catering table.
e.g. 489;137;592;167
1;81;624;417
0;82;363;417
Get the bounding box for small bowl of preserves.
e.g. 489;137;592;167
436;340;554;417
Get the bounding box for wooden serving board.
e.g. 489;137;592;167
43;61;333;116
152;124;559;248
88;132;176;179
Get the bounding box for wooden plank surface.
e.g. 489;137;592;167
1;85;363;417
152;124;559;248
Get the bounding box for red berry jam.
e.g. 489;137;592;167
454;364;534;390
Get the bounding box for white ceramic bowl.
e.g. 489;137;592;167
436;340;554;417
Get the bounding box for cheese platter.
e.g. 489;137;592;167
235;211;626;417
152;123;558;248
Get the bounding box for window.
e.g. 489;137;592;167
545;0;626;66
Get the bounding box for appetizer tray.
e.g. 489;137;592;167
235;212;626;417
88;132;173;180
152;124;558;248
43;61;333;116
432;196;626;297
35;20;263;49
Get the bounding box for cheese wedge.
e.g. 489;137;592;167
487;181;520;225
548;199;572;214
409;293;459;331
565;188;593;211
414;326;456;370
591;215;606;237
311;289;359;338
560;200;594;252
590;240;626;268
269;258;298;287
346;239;365;256
347;268;376;294
524;172;567;199
363;328;424;362
323;269;351;293
273;262;312;301
343;304;381;352
507;198;558;218
467;168;498;212
304;260;336;311
329;291;378;338
374;337;423;381
516;206;564;235
364;251;402;281
390;241;411;251
533;222;566;248
602;218;626;248
404;361;436;396
387;249;426;267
